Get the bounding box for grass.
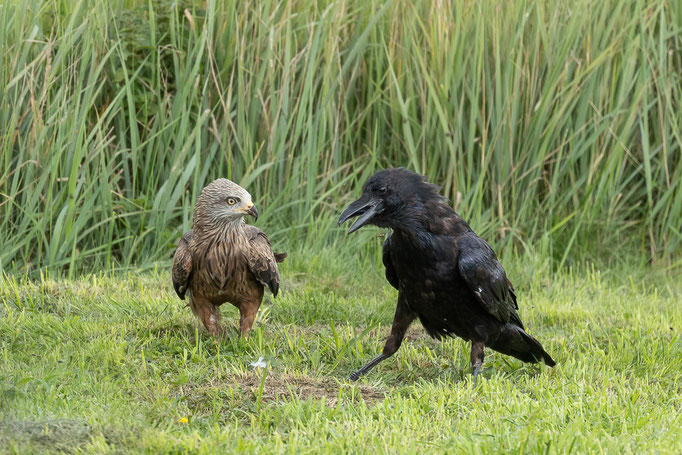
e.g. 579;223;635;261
1;248;680;453
1;0;681;452
1;0;681;274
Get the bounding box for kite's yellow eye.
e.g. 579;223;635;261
227;198;237;205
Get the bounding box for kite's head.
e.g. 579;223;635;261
195;178;258;225
338;168;444;233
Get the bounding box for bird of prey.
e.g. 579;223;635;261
172;178;286;339
339;168;555;383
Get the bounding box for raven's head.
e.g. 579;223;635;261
194;178;258;226
338;168;446;233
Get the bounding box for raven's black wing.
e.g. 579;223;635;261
456;233;523;328
382;233;399;290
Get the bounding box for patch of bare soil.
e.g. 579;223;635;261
180;372;385;410
237;372;385;407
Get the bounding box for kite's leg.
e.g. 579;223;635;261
238;300;261;340
191;296;222;337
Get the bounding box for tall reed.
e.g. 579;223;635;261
1;0;680;274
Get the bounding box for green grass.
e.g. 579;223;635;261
2;1;681;452
1;250;680;453
1;1;681;451
1;0;681;275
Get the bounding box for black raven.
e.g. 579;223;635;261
339;168;555;383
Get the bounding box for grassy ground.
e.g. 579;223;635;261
1;249;680;453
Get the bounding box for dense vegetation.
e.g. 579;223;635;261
1;0;681;275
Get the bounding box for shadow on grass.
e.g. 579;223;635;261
0;419;125;453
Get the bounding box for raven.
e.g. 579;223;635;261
339;168;555;383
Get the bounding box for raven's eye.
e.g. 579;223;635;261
376;186;387;195
226;197;237;205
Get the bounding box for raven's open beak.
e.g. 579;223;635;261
245;203;259;221
338;196;381;234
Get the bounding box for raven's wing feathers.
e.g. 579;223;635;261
382;233;399;290
457;234;523;328
172;230;194;300
244;225;283;297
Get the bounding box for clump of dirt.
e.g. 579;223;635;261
179;372;385;411
236;372;385;407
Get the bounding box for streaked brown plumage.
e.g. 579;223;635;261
172;178;286;338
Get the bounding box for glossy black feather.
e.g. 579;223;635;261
382;234;399;290
456;233;524;328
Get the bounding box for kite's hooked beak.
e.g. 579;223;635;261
338;196;382;234
245;202;259;221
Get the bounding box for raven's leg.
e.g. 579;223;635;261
350;296;415;381
470;341;485;386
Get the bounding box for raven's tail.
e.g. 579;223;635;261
491;324;556;366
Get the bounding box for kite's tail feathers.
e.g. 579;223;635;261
274;252;287;263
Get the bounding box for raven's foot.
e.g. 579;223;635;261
349;370;363;382
471;364;482;387
349;352;390;381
